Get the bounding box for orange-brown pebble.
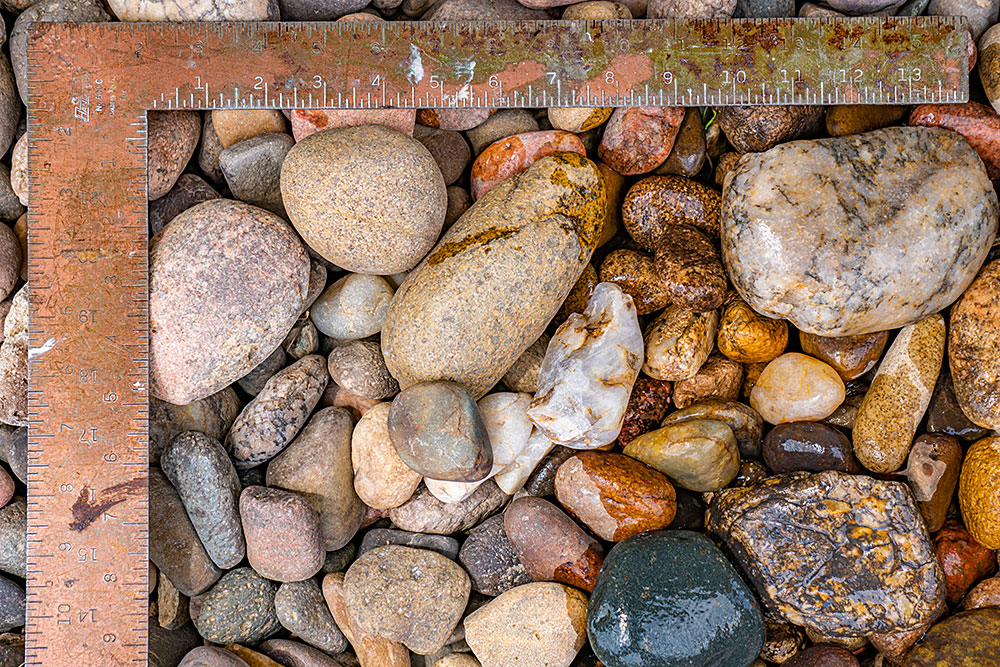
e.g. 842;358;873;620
799;330;889;381
599;249;671;315
717;292;788;363
211;110;287;148
598;107;686;175
556;264;598;323
674;353;743;409
554;451;676;541
504;496;604;592
471;130;586;200
825;105;907;137
959;436;1000;549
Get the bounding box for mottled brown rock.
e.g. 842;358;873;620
854;315;945;473
596;161;625;247
763;422;858;474
504;496;604;592
617;377;672;447
599;249;671;315
281;125;446;274
906;608;1000;666
149;467;222;596
555;451;676;541
148;111;201;201
158;571;190;630
548;107;613;133
717;105;824;153
382;154;606;398
642;305;718;381
328;340;398;400
463;582;588;667
656;108;708;177
825;104;906;137
959;437;1000;548
662;399;763;460
459;514;532;597
623;175;721;250
760;618;805;664
343;545;470;655
708;471;945;637
653;224;727;312
598;107;686;175
150;199;310;404
950;259;1000;430
799;330;889;381
389;480;508;535
322;572;410;667
417;108;494;132
962;575;1000;610
502;333;549;394
0;226;19;303
198;113;225;184
416;126;471;185
673;353;743;408
211;110;286;148
717;292;787;363
905;434;962;533
150;388;241;465
227;355;328;470
783;645;859;667
934;519;996;605
266;407;363;551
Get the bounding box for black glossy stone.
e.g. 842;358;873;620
762;422;859;474
587;530;764;667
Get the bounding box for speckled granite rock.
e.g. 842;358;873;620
528;283;643;449
708;471;945;637
150;199;310;404
193;567;281;645
383;153;606;398
390;480;508;535
722;127;998;336
950;259;1000;430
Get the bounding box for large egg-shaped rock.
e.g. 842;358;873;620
150;199;310;404
382;153;606;398
722;127;998;336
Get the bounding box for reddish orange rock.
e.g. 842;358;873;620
598;107;686;175
504;496;604;592
290;109;416;141
618;376;672;446
554;451;676;541
471;130;586;200
934;519;997;605
910;101;1000;181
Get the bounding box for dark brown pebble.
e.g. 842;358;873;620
653;223;726;312
622;175;721;250
763;422;859;473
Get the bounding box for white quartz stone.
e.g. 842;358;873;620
527;282;644;449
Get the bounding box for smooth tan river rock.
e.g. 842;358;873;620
382;153;606;398
722;127;998;336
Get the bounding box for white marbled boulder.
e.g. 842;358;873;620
722;127;998;336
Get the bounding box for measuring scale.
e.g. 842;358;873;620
24;17;969;665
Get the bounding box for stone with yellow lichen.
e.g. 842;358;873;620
958;436;1000;549
708;471;945;638
382;153;607;398
717;292;788;363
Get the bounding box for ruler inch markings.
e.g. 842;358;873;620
23;16;969;666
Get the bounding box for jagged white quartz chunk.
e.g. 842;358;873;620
527;282;644;449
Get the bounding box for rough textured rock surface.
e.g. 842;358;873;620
390;480;508;535
382;153;606;398
528;283;643;449
150;199;310;404
708;471;945;637
950;259;1000;430
343;545;471;655
907;608;1000;666
108;0;279;21
458;514;533;596
193;567;281;645
722;127;998;336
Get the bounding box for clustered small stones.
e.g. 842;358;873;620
0;0;999;665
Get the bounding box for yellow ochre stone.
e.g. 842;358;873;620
959;436;1000;549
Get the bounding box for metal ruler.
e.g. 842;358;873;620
24;17;967;666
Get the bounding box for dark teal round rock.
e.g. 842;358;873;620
587;530;764;667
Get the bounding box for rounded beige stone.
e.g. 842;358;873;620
351;403;422;510
642;305;719;381
750;353;846;425
464;582;588;667
281;125;446;274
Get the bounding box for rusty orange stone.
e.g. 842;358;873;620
504;496;604;592
910;101;1000;181
933;519;997;605
598;107;686;175
554;451;676;541
470;130;586;200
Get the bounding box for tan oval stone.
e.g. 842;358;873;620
464;582;588;667
548;107;613;133
950;259;1000;430
750;353;845;425
854;315;945;473
382;153;606;398
799;330;889;381
352;403;422;510
211;110;287;148
641;305;718;381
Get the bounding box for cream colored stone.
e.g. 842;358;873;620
642;305;718;381
352;403;421;509
311;273;394;340
749;353;846;425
